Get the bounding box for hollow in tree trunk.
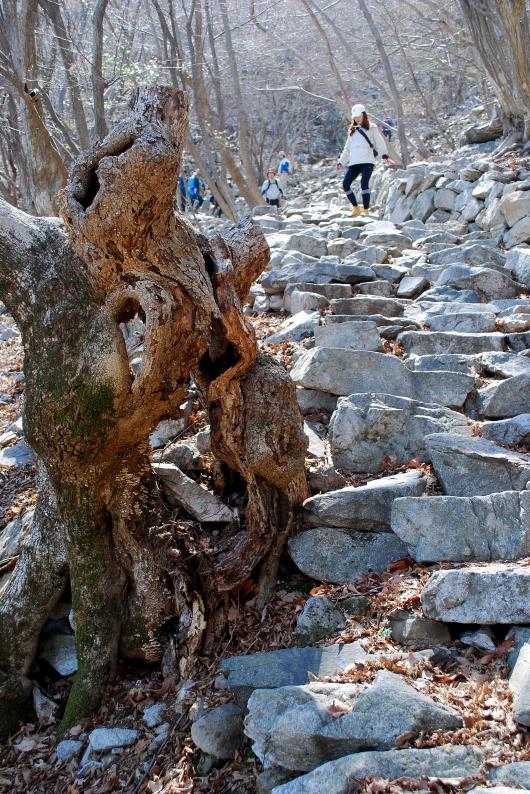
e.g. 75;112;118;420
0;86;308;737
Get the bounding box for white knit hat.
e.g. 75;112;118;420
351;103;366;117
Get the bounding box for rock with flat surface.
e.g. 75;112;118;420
39;633;77;676
428;311;497;333
314;321;383;351
303;470;427;530
426;433;530;496
390;615;450;647
288;527;408;584
330;296;405;317
477;373;530;418
56;740;83;762
191;703;244;759
477;351;530;378
265;311;320;344
290;291;329;314
510;642;530;727
330;393;469;474
392;491;530;562
399;330;505;356
0;509;33;560
88;727;139;752
0;439;34;468
436;265;519;300
154;463;235;522
505;247;530;288
220;642;370;703
245;670;462;772
481;415;530;446
272;745;482;794
490;761;530;788
421;564;530;624
409;354;477;374
397;276;429;299
291;348;473;407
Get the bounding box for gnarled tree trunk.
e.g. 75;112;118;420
0;86;308;737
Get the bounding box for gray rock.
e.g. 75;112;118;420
481;414;530;446
330;393;469;474
245;670;462;772
505;246;530;288
291;349;474;407
159;442;202;472
421;564;530;624
391;491;530;562
330;297;404;317
272;745;482;794
150;418;187;449
397;276;430;299
154;463;235;522
295;596;346;644
288;527;408;584
0;439;34;468
88;727;140;752
195;429;211;454
426;432;530;496
296;388;337;415
436;265;519;300
39;632;77;676
390;615;451;647
399;330;505;356
477;373;530;419
410;354;477;374
418;286;482;304
284;283;351;312
477;351;530;378
428;311;497;333
220;642;370;703
460;627;496;651
286;233;328;258
32;686;57;720
500;191;530;227
507;627;530;670
290;291;329;314
304;470;427;530
265;311;320;345
191;703;244;759
142;702;167;728
314;321;383;351
490;761;530;788
505;217;530;248
56;739;83;762
510;642;530;726
0;509;33;559
469;788;524;794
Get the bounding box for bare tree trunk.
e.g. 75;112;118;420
219;0;262;201
0;87;307;737
92;0;109;139
357;0;411;166
299;0;351;115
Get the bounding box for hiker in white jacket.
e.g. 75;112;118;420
337;103;389;215
261;169;284;211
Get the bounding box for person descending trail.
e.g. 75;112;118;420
261;169;284;212
278;151;291;190
337;103;390;215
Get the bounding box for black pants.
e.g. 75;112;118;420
342;163;374;208
266;198;280;207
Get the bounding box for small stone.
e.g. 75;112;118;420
190;703;244;759
142;702;167;728
88;727;140;753
490;761;530;788
390;615;450;647
460;627;496;651
56;739;83;762
39;632;78;676
295;596;346;644
154;463;235;523
32;687;57;720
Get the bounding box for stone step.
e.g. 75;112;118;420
398;330;506;356
314;320;383;352
290;348;474;407
245;670;462;775
329;393;470;474
330;296;406;317
426;432;530;496
427;311;497;333
481;414;530;446
477;373;530;418
421;563;530;624
392;490;530;562
303;470;427;530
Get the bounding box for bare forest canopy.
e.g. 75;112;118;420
2;0;530;218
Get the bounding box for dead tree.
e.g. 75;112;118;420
0;86;308;738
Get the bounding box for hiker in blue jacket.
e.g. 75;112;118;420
337;103;389;215
188;171;204;210
278;151;291;190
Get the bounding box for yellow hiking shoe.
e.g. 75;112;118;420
351;206;362;216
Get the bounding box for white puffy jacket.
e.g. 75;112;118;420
338;124;388;167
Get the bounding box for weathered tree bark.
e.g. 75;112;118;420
0;86;307;737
